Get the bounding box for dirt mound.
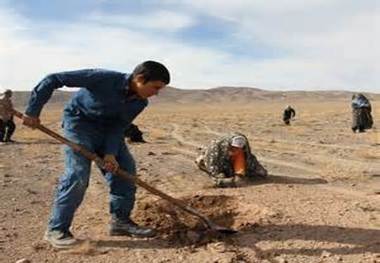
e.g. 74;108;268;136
134;195;238;245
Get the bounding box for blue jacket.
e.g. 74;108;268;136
25;69;148;155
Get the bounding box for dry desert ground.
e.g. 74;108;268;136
0;99;379;263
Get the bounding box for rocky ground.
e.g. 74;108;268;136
0;100;379;263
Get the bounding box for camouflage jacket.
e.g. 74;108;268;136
197;132;267;178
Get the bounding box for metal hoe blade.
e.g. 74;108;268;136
206;221;238;234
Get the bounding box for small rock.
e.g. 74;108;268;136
31;241;46;251
186;245;197;253
161;151;176;155
16;258;31;263
359;204;376;212
26;189;38;195
147;151;156;156
277;257;288;263
321;250;332;258
207;242;227;253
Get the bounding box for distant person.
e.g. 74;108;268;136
0;89;16;143
351;93;373;133
22;61;170;249
195;133;267;187
283;105;296;125
124;123;146;143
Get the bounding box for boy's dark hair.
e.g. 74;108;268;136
132;61;170;84
4;89;12;96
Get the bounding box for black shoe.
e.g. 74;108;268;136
109;218;156;238
4;138;15;143
44;230;78;249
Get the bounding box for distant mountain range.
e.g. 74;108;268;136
11;86;380;107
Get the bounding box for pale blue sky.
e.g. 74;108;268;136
0;0;378;92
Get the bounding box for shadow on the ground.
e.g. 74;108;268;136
238;174;328;187
234;223;380;256
94;238;174;249
94;223;380;256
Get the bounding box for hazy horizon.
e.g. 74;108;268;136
5;85;380;95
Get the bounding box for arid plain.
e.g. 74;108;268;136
1;88;379;263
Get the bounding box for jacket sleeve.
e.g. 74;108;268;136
25;69;110;117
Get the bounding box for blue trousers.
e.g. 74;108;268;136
48;119;136;232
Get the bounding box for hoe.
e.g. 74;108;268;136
12;108;237;235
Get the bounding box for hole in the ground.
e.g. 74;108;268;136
134;195;238;245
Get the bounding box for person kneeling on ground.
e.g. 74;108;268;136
195;133;267;187
351;93;373;133
124;123;146;143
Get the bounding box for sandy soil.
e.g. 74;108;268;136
0;100;379;263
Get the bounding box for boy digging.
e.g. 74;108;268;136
23;61;170;248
